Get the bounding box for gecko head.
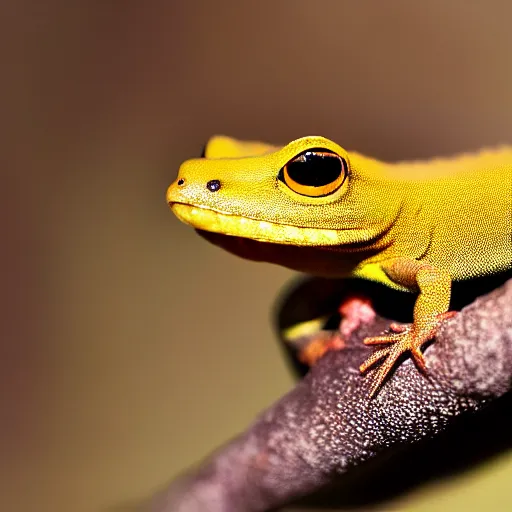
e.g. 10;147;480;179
165;135;372;247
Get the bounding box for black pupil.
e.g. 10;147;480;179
286;150;341;187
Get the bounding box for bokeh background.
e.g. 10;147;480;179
4;1;512;511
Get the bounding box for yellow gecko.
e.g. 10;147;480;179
167;135;512;396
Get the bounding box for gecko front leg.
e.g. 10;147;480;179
359;258;455;397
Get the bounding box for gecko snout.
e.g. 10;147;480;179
166;171;188;206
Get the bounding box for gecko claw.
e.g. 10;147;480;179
362;329;409;345
361;311;457;397
358;346;392;373
361;310;458;397
410;347;427;372
389;322;408;333
361;328;429;397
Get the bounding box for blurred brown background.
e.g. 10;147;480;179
3;1;512;511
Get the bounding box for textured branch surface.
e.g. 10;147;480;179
152;278;512;512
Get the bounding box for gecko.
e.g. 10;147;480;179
167;135;512;396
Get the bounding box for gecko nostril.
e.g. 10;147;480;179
206;179;221;192
177;178;185;186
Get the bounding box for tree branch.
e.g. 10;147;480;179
151;278;512;512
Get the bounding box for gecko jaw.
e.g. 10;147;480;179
170;202;344;246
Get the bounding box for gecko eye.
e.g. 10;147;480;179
279;149;348;197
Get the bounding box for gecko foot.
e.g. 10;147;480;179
298;295;376;366
299;334;345;366
359;311;457;397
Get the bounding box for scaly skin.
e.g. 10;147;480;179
167;135;512;396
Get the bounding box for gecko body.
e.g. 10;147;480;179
167;135;512;395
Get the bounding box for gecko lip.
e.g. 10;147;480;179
169;202;344;246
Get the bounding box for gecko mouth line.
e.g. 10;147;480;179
170;202;389;247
